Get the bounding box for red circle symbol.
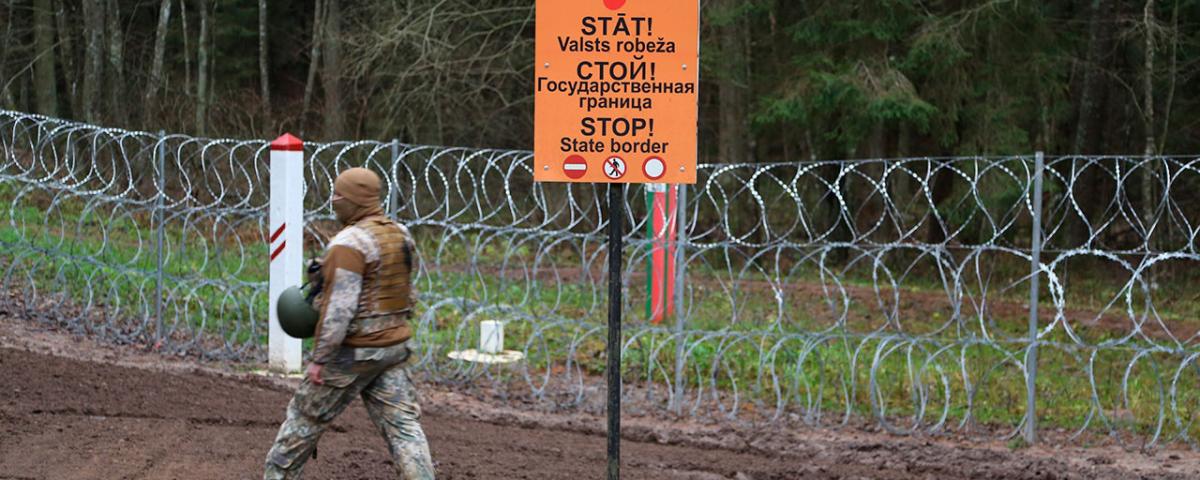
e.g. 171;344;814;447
563;155;589;180
642;157;666;180
603;0;626;10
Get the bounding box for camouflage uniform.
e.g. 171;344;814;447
263;344;433;479
265;169;432;479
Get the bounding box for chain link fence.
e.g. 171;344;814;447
2;110;1198;447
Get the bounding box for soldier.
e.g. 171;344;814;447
264;168;434;479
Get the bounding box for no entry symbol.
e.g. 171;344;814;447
603;156;627;180
563;155;589;179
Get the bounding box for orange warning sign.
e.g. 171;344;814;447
534;0;699;184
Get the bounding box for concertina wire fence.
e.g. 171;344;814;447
1;109;1199;448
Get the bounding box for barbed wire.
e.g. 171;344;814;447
1;109;1198;448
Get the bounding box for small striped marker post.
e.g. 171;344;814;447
268;133;304;372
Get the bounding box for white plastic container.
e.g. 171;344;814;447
480;320;504;354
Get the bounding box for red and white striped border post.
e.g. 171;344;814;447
645;183;677;324
268;133;304;372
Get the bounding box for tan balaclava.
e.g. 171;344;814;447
332;168;384;225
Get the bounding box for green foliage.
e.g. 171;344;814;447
740;0;1199;157
750;1;942;156
1;0;1197;155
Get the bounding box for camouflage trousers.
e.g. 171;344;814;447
264;348;434;479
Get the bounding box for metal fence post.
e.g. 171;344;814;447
389;139;400;216
671;184;688;415
1025;151;1045;444
155;131;166;343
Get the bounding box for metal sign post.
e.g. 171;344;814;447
605;184;624;480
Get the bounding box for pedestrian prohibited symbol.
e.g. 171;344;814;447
642;157;666;180
603;156;627;180
563;155;588;180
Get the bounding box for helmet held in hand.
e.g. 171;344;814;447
277;285;319;338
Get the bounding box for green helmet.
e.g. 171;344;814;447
277;286;319;338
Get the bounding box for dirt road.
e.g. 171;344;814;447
1;321;1196;479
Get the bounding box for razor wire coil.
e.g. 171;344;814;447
2;109;1199;448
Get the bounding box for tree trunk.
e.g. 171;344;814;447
302;0;323;117
19;68;30;111
1157;0;1179;155
0;0;17;109
144;0;173;123
258;0;270;126
207;0;218;123
195;0;209;135
81;0;104;123
869;123;886;159
178;0;190;97
1066;0;1113;248
715;0;749;165
33;0;58;116
105;0;126;124
894;124;916;224
54;0;79;117
925;160;956;244
1141;0;1156;232
321;0;344;139
1072;0;1107;154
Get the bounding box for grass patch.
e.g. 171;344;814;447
2;185;1198;443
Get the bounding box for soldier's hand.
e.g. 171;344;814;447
306;363;324;385
306;259;323;286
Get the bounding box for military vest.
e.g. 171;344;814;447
343;217;414;347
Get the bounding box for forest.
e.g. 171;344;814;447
0;0;1197;160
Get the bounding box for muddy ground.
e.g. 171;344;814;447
2;318;1198;479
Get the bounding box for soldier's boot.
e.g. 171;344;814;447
263;460;306;480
